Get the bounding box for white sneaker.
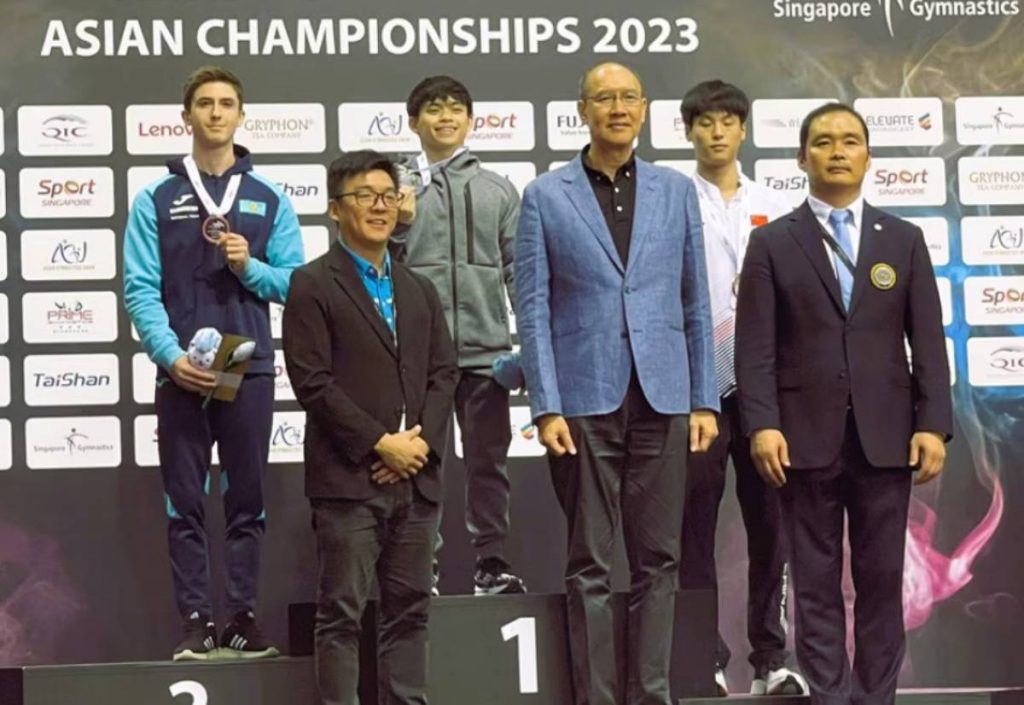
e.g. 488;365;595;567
714;668;729;697
751;667;808;696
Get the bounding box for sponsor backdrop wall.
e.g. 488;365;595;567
0;0;1021;687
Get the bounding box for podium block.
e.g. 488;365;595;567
289;588;717;702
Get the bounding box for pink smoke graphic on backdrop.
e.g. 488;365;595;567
903;472;1004;631
0;521;83;664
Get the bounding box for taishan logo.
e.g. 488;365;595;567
772;0;1021;36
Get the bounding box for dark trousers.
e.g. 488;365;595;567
679;394;790;671
312;483;440;705
549;375;688;705
455;372;513;563
780;415;911;705
156;374;273;619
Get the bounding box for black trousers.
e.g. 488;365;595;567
549;375;688;705
455;372;513;563
679;394;790;671
156;374;273;620
312;483;440;705
780;414;911;705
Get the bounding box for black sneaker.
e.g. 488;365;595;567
219;610;280;660
173;612;218;661
474;558;527;596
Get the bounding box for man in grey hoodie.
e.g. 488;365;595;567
390;75;524;595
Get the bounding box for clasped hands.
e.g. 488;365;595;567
372;425;430;485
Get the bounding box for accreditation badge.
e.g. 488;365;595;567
870;263;897;290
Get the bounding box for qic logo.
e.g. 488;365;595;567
42;114;89;143
967;337;1024;387
19;106;113;156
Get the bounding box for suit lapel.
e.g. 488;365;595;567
327;243;398;358
624;160;657;278
561;158;625;275
848;203;886;317
788;202;845;316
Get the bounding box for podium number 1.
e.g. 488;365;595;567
170;680;208;705
501;617;539;694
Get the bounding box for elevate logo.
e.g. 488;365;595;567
853;97;943;147
25;415;121;469
21;291;118;343
964;276;1024;325
269;411;306;464
21;229;116;281
958;156;1024;206
968;337;1024;387
864;158;946;206
466;102;534;152
125;104;192;155
649;100;694;150
752;98;834;148
955;96;1024;146
253;164;327;214
480;162;537;196
905;217;949;266
238;103;326;154
338;102;419;152
20;167;115;219
962;216;1024;265
754;159;809;208
24;354;120;406
18;105;113;156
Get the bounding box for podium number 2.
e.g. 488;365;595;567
501;617;539;694
170;680;208;705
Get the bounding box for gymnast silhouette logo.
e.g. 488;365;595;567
65;428;88;453
993;107;1014;132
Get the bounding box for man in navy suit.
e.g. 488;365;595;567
516;62;720;705
734;103;952;705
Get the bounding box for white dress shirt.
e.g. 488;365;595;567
806;193;865;275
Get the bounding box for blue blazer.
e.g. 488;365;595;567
515;155;719;420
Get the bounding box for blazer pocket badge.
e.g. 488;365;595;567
870;263;897;290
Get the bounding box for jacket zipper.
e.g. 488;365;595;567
464;183;475;265
441;169;460;350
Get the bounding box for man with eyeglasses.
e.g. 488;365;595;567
516;62;719;705
283;150;458;705
390;75;524;596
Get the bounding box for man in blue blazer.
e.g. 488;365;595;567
516;62;720;705
735;104;952;705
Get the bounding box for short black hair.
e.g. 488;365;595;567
183;65;243;111
680;80;749;131
406;75;473;118
798;102;870;155
327;150;398;199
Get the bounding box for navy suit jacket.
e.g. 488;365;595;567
515;155;719;420
735;201;952;469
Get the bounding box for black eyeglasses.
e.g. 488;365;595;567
334;189;406;209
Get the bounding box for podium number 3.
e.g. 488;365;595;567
501;617;539;694
170;680;209;705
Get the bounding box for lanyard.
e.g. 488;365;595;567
183;155;242;218
816;221;856;276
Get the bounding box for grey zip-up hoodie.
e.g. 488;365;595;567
390;150;520;372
